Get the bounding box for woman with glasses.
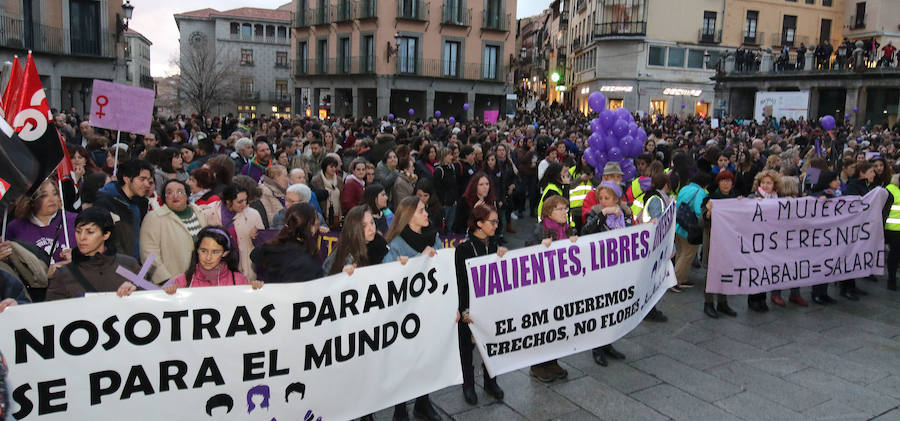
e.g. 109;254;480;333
6;179;77;268
140;179;207;284
454;204;507;405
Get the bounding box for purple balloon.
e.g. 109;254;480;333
602;134;617;152
844;114;850;120
612;119;629;139
449;116;455;124
614;107;632;122
635;128;648;143
409;108;415;116
620;136;636;157
588;133;603;149
599;109;615;128
630;137;644;156
623;165;637;182
608;146;623;162
821;115;836;130
595;167;605;180
435;110;441;118
388;113;395;120
588;92;607;113
681;103;686;109
627;122;639;137
463;103;470;111
596;151;607;165
590;118;603;133
853;107;859;113
583;147;596;167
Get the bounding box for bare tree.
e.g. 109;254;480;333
174;41;237;116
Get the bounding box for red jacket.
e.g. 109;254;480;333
340;176;365;214
581;189;599;225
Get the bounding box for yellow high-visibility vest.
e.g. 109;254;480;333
630;177;646;216
537;183;563;222
886;184;900;231
568;167;592;209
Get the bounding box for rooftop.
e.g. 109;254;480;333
174;6;292;23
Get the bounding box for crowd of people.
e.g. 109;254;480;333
0;101;899;420
733;38;896;73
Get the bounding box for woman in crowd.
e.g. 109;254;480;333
454;172;496;234
310;155;344;228
494;143;518;232
433;148;459;233
46;207;141;300
769;176;809;307
701;171;739;318
528;194;577;382
375;150;400;197
341;158;368;214
392;157;418;210
201;184;265;281
323;130;342;155
414;178;444;233
187;167;220;206
140;179;207;284
7;179;77;266
59;145;102;212
180;144;197;172
872;156;892;187
746;169;783;312
672;169;709;293
152;147;188;195
323;205;389;276
454;205;506;405
839;161;876;300
251;204;324;283
415;144;438;180
163;226;263;293
537;162;571;222
259;165;289;227
382;196;441;421
581;183;628;365
233;175;271;229
363;185;394;234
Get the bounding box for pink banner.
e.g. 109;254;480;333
89;80;155;135
706;188;888;295
483;110;499;124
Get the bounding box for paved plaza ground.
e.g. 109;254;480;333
379;217;900;421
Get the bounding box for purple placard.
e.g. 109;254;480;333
484;110;499;124
89;79;155;135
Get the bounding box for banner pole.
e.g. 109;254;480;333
57;178;70;249
1;206;7;242
112;130;121;177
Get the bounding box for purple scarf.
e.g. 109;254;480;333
542;218;568;241
606;212;626;230
220;204;236;227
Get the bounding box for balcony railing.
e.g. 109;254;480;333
850;14;866;29
397;0;428;21
482;12;510;32
594;21;646;37
771;32;808;47
358;0;378;19
0;16;116;58
395;58;506;81
571;37;581;50
295;10;309;27
698;29;722;44
743;30;764;45
269;91;292;103
310;8;331;25
239;90;261;100
332;1;355;23
294;57;377;76
228;32;290;44
441;6;471;26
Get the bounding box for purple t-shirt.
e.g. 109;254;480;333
5;212;78;264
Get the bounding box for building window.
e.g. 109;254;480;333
608;99;623;110
782;15;797;45
278;26;288;40
820;19;831;44
687;49;705;69
237;105;256;120
276;51;288;67
706;50;721;69
254;24;264;39
701;11;716;37
650;100;666;115
823;0;832;6
744;10;758;43
400;0;418;18
339;37;351;73
317;39;328;73
398;36;418;74
854;2;866;28
241;49;254;65
230;22;240;36
483;45;499;80
275;80;288;101
443;41;460;77
241;23;252;39
648;46;665;66
667;47;685;67
298;41;308;73
70;0;101;55
240;78;254;97
266;25;276;39
805;0;814;4
363;35;374;72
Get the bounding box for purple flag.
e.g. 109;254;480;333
89;80;155;135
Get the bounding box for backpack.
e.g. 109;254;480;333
676;188;703;245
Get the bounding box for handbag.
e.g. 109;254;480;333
676;189;703;245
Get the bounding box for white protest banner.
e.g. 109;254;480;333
0;251;461;420
88;80;155;135
466;204;677;377
707;188;888;295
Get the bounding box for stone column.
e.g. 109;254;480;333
724;55;735;73
352;86;360;117
845;86;860;125
312;87;321;118
761;54;773;73
425;89;435;119
805;52;814;71
807;87;819;119
376;78;390;119
466;91;475;121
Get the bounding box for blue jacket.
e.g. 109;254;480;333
383;232;442;263
0;271;31;304
675;182;706;239
94;182;149;260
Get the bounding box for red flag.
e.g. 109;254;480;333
0;177;9;201
56;132;75;182
1;56;23;124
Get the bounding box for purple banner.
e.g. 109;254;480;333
706;189;889;295
89;80;155;135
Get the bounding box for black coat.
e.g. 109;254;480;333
843;178;871;197
250;240;323;283
434;164;459;206
454;235;498;312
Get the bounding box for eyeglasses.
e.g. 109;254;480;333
166;191;187;196
486;219;500;225
553;207;569;212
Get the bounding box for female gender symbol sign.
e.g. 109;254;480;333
94;95;109;119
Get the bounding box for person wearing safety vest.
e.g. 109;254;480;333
537;162;572;225
885;175;900;291
627;158;662;217
634;170;671;323
568;156;594;231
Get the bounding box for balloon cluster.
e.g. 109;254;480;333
583;92;645;182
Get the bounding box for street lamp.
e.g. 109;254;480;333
386;32;401;63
